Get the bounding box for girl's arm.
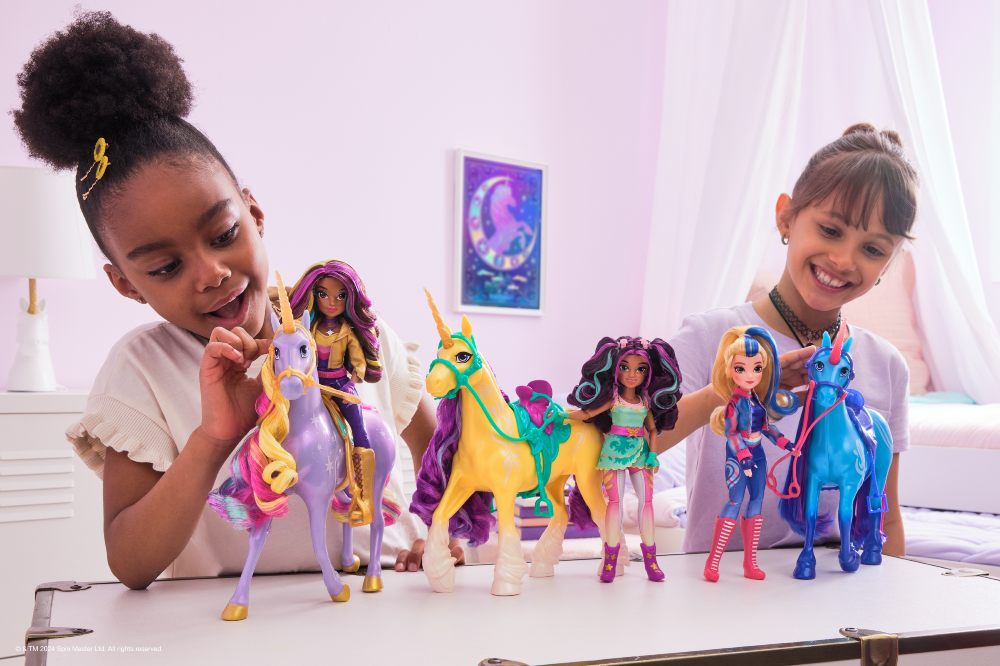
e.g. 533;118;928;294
103;326;268;589
882;453;905;556
102;429;237;589
566;399;613;421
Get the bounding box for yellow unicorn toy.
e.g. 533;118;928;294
410;291;610;596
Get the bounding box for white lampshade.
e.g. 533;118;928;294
1;166;96;391
0;166;96;280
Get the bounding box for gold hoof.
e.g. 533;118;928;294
331;584;351;603
221;603;248;621
362;575;383;593
341;554;362;573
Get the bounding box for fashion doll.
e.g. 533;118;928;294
288;260;381;448
567;336;682;582
703;326;797;582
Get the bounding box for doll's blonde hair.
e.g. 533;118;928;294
709;326;776;435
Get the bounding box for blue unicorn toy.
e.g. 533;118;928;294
774;327;893;580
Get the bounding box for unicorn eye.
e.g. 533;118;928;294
814;361;825;371
839;366;849;376
299;344;309;358
274;348;281;360
456;351;472;363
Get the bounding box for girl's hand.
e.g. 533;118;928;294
778;345;816;391
199;326;270;447
394;537;466;572
351;370;362;384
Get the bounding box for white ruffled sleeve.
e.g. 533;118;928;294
64;323;192;479
66;395;177;479
376;320;425;432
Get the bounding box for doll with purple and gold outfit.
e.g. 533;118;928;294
567;336;682;582
288;260;382;448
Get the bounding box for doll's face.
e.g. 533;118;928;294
100;157;271;340
731;353;765;392
315;277;348;318
777;194;901;314
617;354;649;391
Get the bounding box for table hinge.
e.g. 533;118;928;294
840;626;899;666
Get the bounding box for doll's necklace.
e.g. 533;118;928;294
768;287;841;347
321;316;340;336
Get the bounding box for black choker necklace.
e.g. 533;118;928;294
768;287;841;347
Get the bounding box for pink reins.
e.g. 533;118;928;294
766;382;847;500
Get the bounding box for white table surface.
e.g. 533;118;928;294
20;549;1000;665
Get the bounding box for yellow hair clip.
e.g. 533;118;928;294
80;138;110;201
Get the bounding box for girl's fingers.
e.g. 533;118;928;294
204;340;243;366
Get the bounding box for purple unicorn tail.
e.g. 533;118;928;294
567;480;596;530
409;395;496;546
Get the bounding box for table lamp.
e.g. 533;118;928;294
0;166;96;391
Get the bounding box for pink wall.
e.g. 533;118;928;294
0;2;669;393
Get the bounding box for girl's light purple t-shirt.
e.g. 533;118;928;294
670;302;910;553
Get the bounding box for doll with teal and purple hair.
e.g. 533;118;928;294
567;336;682;582
287;260;381;449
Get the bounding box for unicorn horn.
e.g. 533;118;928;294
275;272;295;334
829;322;848;364
424;289;454;349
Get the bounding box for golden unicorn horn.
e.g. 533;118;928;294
424;289;454;349
275;272;295;334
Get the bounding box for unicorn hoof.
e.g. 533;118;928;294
793;554;816;580
530;561;555;578
861;550;883;566
330;584;351;603
221;603;248;621
425;567;456;593
490;579;522;596
840;551;861;573
340;554;362;573
362;575;383;593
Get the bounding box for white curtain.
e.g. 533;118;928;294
641;0;1000;403
868;0;1000;403
639;0;807;337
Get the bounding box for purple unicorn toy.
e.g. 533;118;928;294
208;272;398;620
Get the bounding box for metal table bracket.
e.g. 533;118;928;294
840;627;899;666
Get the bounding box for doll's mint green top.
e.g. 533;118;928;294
597;397;658;471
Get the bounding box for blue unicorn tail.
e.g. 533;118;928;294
850;413;890;549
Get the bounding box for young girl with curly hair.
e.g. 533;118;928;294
13;12;455;589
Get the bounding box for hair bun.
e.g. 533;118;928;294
879;129;904;148
842;122;878;137
14;11;193;169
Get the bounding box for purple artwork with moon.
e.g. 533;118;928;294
459;154;543;311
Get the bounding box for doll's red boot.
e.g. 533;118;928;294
703;517;736;582
741;515;766;580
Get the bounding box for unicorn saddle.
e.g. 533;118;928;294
515;380;556;435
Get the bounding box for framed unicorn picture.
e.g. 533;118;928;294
455;151;547;315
